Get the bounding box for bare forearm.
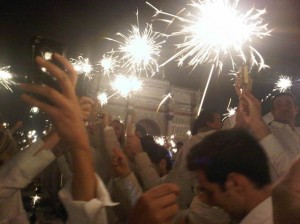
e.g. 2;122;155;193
250;120;270;140
71;142;96;201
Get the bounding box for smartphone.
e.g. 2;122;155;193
29;36;66;90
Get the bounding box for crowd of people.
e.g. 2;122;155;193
1;54;300;224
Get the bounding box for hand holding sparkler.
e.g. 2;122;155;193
125;133;143;159
234;67;253;96
239;91;270;140
78;96;95;121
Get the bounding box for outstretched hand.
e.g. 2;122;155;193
20;53;89;150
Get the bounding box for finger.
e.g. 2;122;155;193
52;53;78;87
157;203;179;222
79;96;95;106
21;94;57;117
20;83;68;108
36;56;74;98
148;184;180;199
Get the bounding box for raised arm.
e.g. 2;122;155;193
20;53;96;201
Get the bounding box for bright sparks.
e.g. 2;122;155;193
274;75;292;92
100;52;118;76
111;75;142;98
148;0;271;70
223;107;237;121
31;194;41;206
107;18;165;77
0;66;15;91
70;56;93;78
97;92;108;106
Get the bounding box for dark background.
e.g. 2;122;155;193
0;0;300;127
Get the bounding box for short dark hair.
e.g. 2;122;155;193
140;136;172;171
272;92;297;109
187;129;271;189
192;110;219;135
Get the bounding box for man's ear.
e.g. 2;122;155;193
225;172;246;194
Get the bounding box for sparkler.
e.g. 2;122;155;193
0;66;15;91
31;194;41;206
97;92;108;106
70;56;93;78
154;135;176;149
222;98;237;121
106;12;165;77
274;75;292;92
99;51;118;76
148;0;271;116
111;75;143;98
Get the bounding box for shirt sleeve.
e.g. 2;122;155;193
103;126;121;155
59;174;118;224
260;133;293;181
0;139;55;199
134;152;162;190
114;172;143;206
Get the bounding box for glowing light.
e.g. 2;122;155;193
154;135;176;149
154;136;165;146
111;75;142;98
27;130;38;143
148;0;271;70
0;66;15;91
107;12;165;77
97;92;108;106
42;52;53;60
186;130;192;137
223;107;237;121
70;56;93;78
30;107;39;114
31;194;41;206
274;75;292;92
99;52;118;75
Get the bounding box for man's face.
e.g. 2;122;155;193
197;170;246;220
207;113;222;130
272;95;298;124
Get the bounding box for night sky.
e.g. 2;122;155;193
1;0;300;126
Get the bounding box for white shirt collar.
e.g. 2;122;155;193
240;197;273;224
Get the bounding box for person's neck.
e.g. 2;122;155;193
245;184;272;214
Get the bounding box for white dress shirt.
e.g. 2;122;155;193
0;139;55;224
240;197;273;224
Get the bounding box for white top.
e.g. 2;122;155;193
268;121;300;157
0;139;55;224
59;173;142;224
240;197;273;224
59;174;118;224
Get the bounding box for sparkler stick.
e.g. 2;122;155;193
157;93;172;112
197;64;215;116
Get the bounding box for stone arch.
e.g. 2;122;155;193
137;119;161;136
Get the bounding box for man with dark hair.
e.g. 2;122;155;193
187;129;272;224
239;91;298;180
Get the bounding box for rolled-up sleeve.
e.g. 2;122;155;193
59;174;117;224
